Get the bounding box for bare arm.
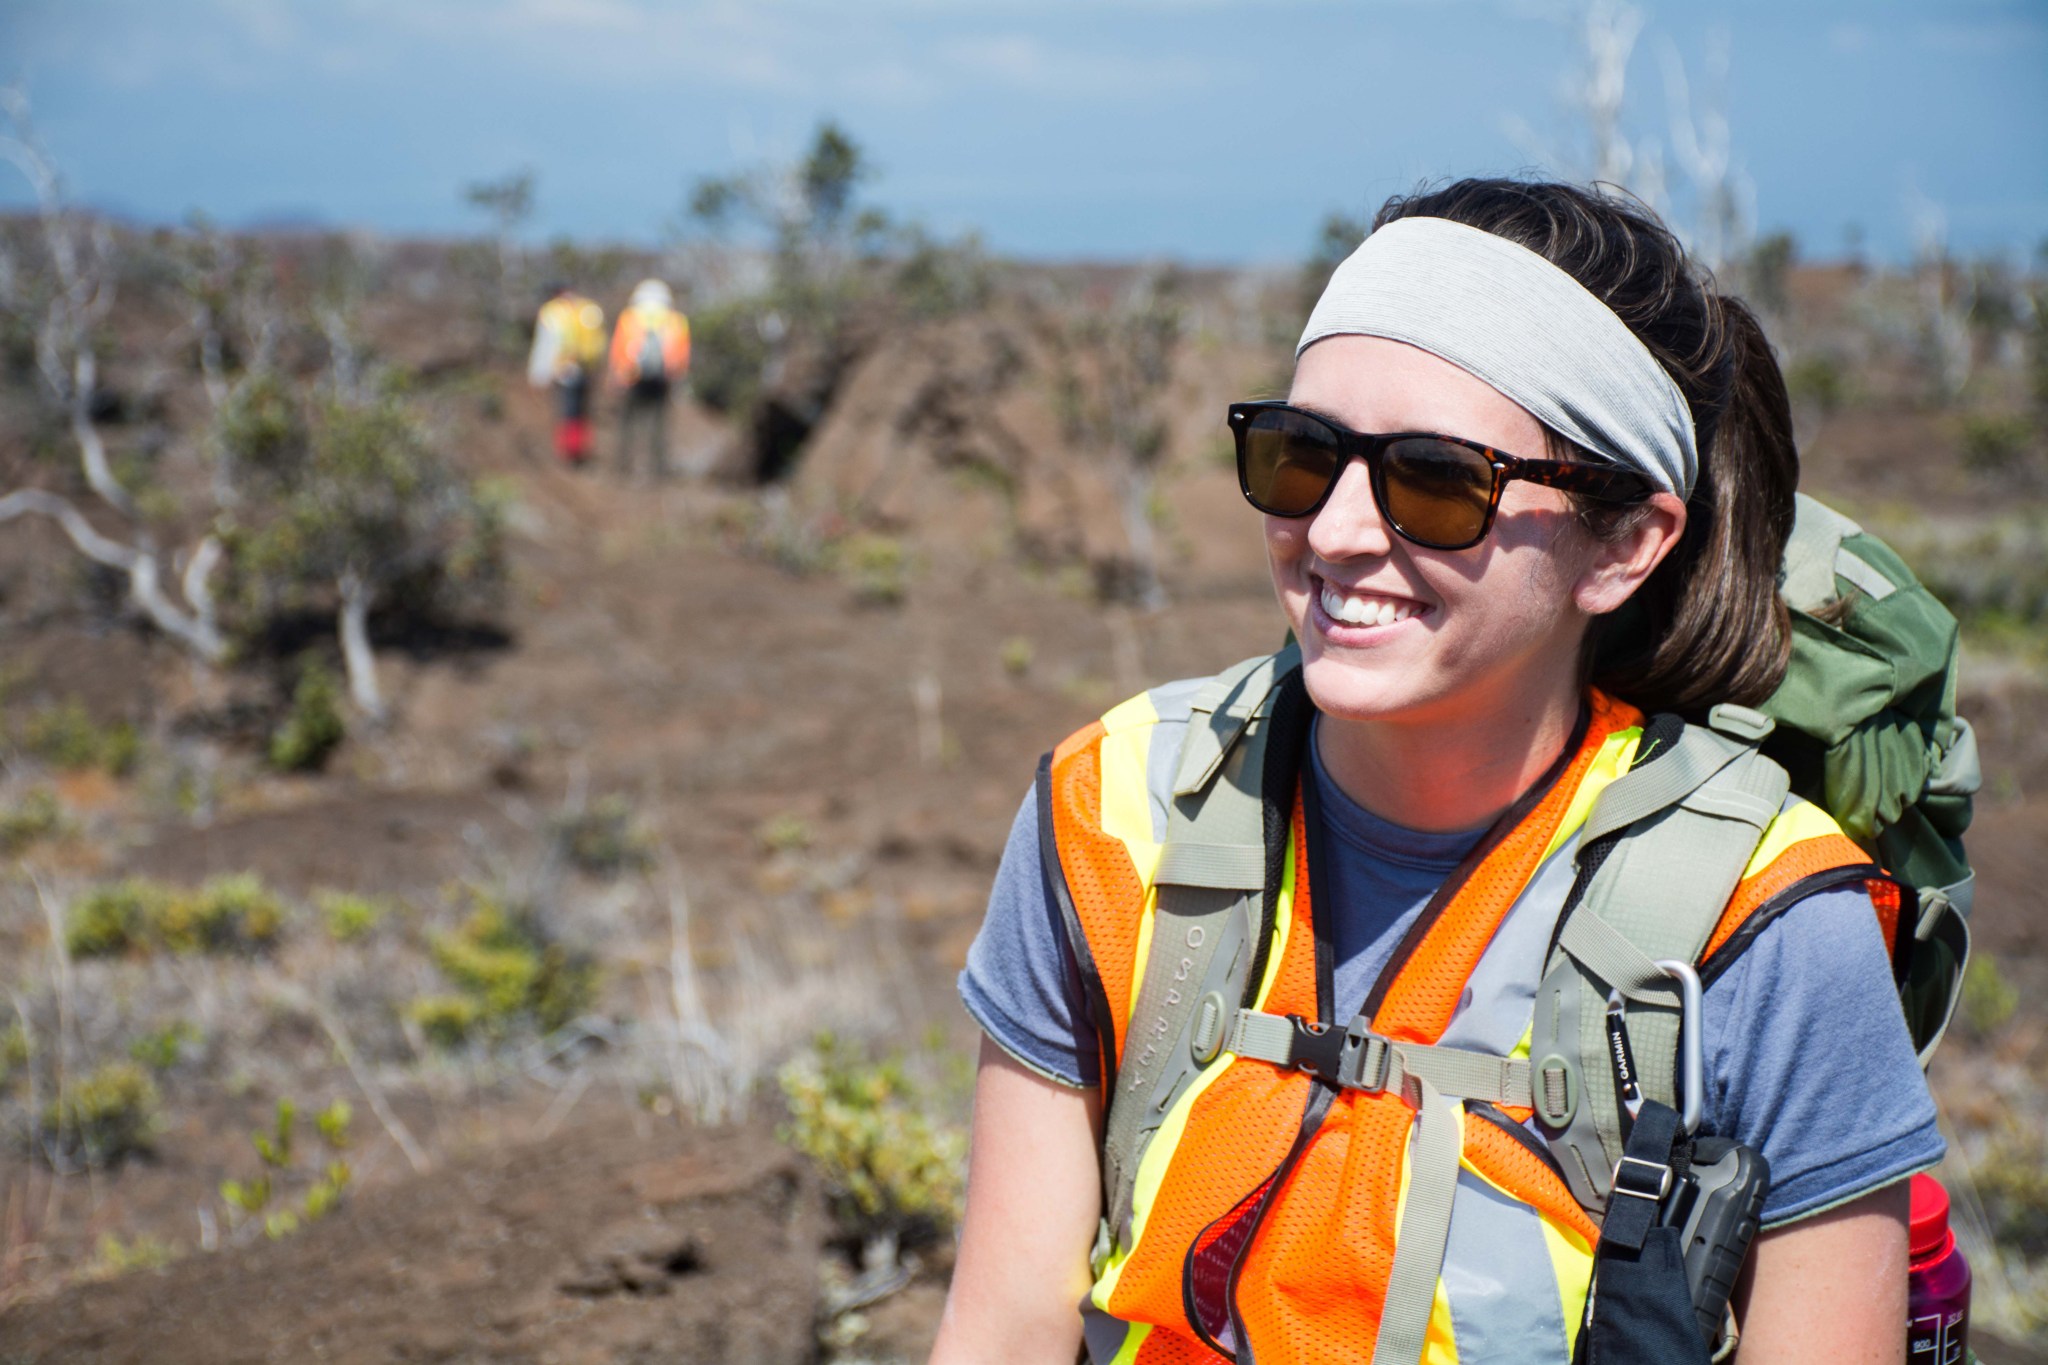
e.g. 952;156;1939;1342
931;1037;1103;1365
1733;1181;1911;1365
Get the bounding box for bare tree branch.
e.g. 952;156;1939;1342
0;490;227;661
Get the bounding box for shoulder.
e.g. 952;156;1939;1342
1701;789;1895;987
1700;881;1942;1222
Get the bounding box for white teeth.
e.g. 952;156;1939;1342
1319;584;1417;627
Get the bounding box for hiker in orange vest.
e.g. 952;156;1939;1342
526;283;606;465
933;180;1942;1365
608;279;690;479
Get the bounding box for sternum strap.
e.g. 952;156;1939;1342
1228;1009;1532;1108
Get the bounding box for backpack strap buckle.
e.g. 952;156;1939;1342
1610;1154;1675;1203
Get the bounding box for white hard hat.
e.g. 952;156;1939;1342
630;279;673;308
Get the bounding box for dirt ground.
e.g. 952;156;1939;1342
2;260;2045;1360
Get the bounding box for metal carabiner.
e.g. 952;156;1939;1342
1652;958;1705;1135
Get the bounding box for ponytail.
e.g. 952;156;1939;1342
1373;179;1801;714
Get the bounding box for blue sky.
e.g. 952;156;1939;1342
5;0;2044;264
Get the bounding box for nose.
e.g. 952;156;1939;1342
1305;458;1395;563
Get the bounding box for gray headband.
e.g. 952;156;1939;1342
1297;216;1697;499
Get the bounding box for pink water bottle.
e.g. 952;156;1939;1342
1907;1174;1971;1365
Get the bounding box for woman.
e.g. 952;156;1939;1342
932;180;1942;1365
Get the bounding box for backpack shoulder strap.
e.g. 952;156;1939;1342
1097;644;1302;1249
1531;706;1790;1215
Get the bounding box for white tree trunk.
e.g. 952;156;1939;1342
337;570;385;721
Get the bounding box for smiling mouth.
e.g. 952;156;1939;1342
1315;577;1429;628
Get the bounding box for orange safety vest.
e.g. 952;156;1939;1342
609;304;691;387
1044;675;1892;1364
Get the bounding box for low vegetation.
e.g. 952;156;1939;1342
410;884;598;1045
65;874;286;958
777;1034;966;1249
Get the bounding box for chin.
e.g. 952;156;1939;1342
1297;649;1439;725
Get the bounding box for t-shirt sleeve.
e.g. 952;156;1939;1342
957;788;1103;1089
1701;884;1945;1226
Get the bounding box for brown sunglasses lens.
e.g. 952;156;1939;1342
1381;438;1496;547
1241;409;1343;515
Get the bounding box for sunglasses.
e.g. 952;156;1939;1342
1229;400;1652;551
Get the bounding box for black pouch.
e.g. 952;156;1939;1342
1574;1101;1717;1365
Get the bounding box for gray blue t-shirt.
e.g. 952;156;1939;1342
959;723;1944;1227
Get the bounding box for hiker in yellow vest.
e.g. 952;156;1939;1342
608;279;690;479
526;283;606;465
934;181;1940;1364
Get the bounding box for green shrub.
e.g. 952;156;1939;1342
268;662;347;772
220;1097;354;1240
417;886;597;1043
44;1061;162;1165
1785;354;1849;416
550;795;654;877
314;889;390;943
838;533;909;607
778;1035;966;1243
66;880;171;957
67;875;285;958
0;1021;28;1092
1977;1131;2048;1261
1958;952;2020;1038
128;1020;200;1071
159;873;285;953
1960;411;2037;473
407;994;483;1047
91;1232;176;1279
17;699;140;774
757;813;812;854
999;637;1034;677
0;787;66;853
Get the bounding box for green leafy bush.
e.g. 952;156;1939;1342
778;1035;966;1244
0;787;66;853
757;813;812;854
415;886;597;1043
43;1061;162;1165
90;1232;176;1279
66;875;286;958
220;1097;354;1240
17;699;140;774
838;533;910;607
128;1020;201;1071
315;889;390;943
1960;411;2037;473
1958;952;2020;1038
550;795;654;877
268;662;347;772
0;1021;28;1092
407;994;483;1047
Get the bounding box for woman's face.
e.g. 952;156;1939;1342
1271;335;1618;729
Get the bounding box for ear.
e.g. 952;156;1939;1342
1574;493;1688;617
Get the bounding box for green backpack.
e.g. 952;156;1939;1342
1763;493;1977;1062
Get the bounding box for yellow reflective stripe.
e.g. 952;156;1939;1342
1096;697;1162;1025
1740;796;1846;880
1423;1277;1462;1365
1539;726;1642;866
1539;1216;1594;1359
1092;1046;1239;1306
1107;1323;1151;1365
1251;828;1296;1010
1509;1018;1534;1063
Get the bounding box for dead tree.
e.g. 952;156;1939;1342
0;88;225;662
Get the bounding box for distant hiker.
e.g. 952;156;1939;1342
608;279;691;479
527;283;606;465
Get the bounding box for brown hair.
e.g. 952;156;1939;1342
1372;179;1799;714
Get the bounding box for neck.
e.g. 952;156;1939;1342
1315;685;1587;835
